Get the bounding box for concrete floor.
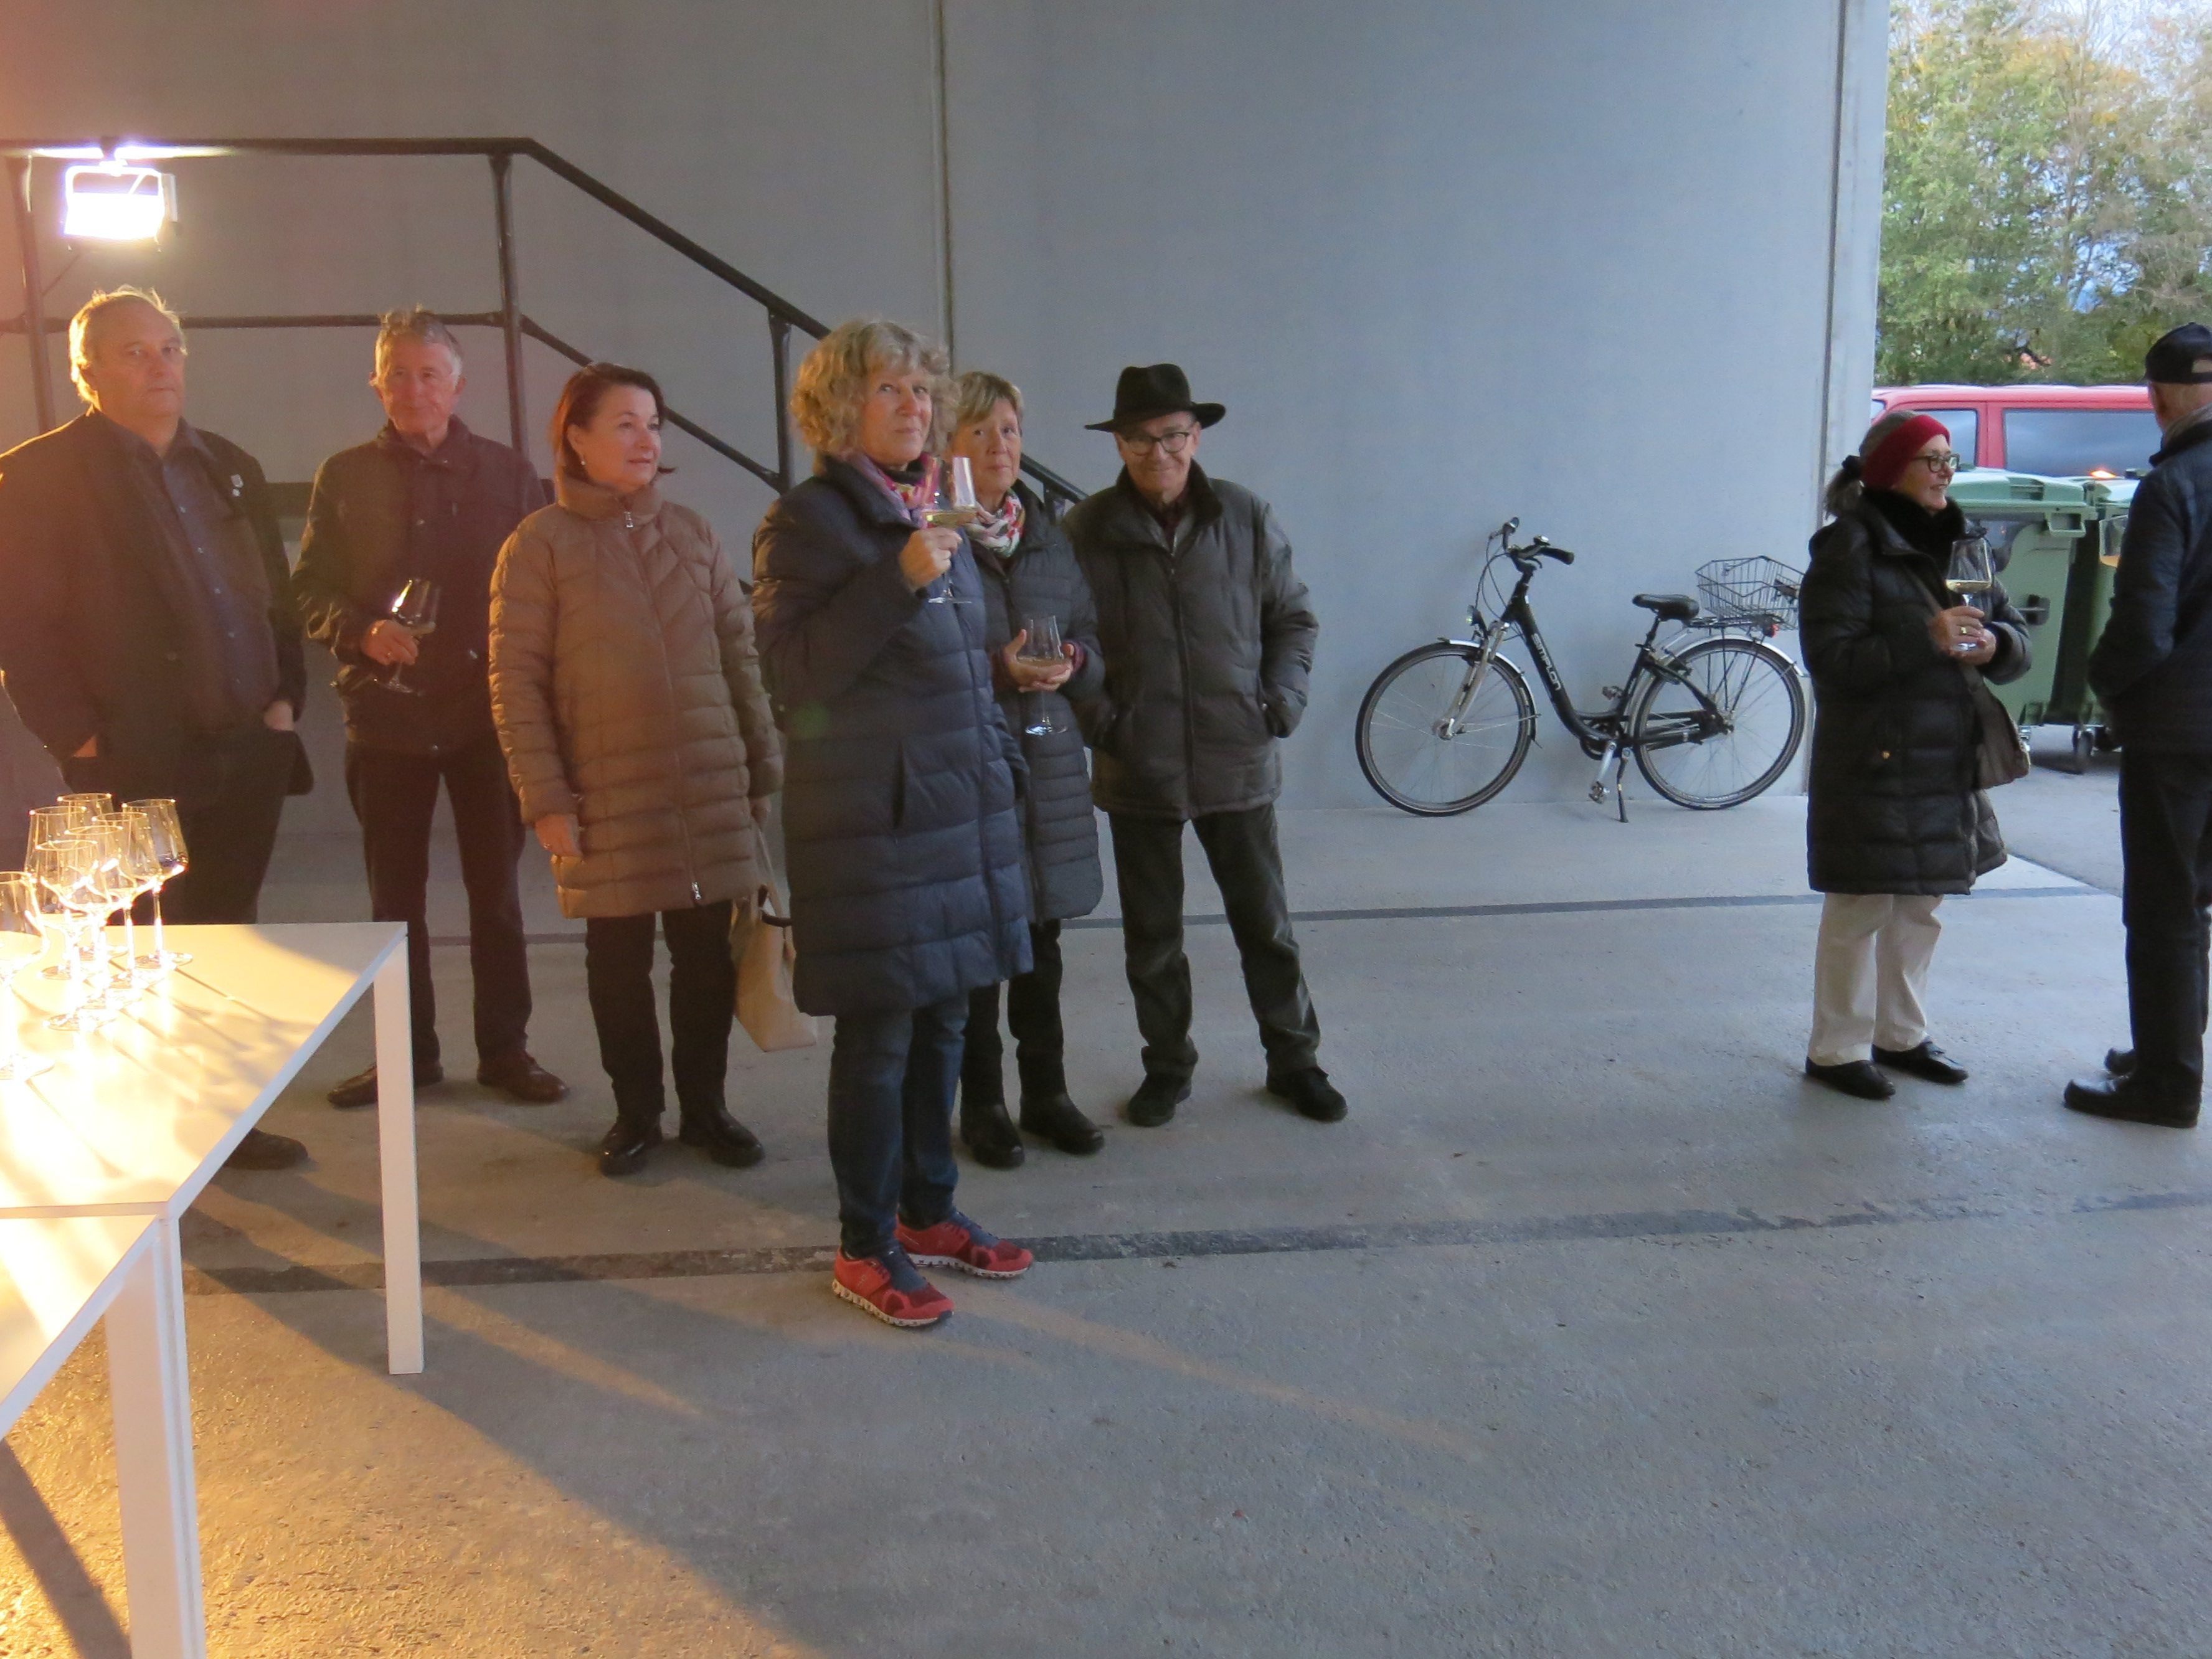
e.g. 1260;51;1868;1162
5;678;2210;1657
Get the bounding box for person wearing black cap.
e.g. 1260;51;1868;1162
1063;364;1340;1127
2067;323;2212;1129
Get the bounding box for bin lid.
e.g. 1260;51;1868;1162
1946;468;2089;535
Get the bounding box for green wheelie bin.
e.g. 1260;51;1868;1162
1945;468;2092;730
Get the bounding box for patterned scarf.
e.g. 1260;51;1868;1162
852;452;940;526
968;486;1026;556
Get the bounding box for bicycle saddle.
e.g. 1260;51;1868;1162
1632;593;1700;623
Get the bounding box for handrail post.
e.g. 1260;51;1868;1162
770;315;793;492
490;152;526;453
9;156;56;433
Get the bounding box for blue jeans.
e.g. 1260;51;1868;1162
827;994;967;1257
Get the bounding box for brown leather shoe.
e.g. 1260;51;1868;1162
224;1127;308;1171
477;1051;569;1104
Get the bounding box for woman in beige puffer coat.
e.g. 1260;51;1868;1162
490;363;782;1177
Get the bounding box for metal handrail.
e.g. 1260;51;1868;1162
0;135;1089;513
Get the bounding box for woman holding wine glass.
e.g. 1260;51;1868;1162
1799;409;2033;1100
752;318;1036;1328
489;363;783;1178
941;370;1109;1166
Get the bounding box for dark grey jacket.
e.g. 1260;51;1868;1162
2088;415;2212;752
1064;466;1318;820
1802;494;2030;896
970;483;1107;922
752;458;1031;1017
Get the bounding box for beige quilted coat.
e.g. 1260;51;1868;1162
489;477;782;920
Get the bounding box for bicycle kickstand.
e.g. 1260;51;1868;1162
1589;742;1631;823
1611;750;1630;823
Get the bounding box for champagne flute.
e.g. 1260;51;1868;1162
1945;537;1995;657
0;873;53;1080
386;579;442;694
125;798;191;969
917;457;974;607
1017;613;1066;737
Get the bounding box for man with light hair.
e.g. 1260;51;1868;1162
0;285;308;1168
293;307;562;1110
2068;322;2212;1129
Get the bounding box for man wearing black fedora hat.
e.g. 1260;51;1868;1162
2067;322;2212;1130
1065;363;1343;1127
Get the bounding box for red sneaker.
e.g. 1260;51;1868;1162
895;1211;1034;1279
831;1247;953;1329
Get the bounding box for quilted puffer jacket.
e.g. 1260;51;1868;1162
488;476;782;920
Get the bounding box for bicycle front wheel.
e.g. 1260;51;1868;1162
1356;643;1537;815
1627;636;1805;809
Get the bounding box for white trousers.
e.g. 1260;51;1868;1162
1807;893;1944;1066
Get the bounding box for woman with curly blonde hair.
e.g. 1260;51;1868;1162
752;318;1035;1328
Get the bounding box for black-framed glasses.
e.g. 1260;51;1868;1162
1911;451;1962;475
1121;427;1199;456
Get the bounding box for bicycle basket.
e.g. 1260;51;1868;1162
1695;556;1803;630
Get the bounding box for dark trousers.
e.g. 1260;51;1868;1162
64;724;293;924
828;995;966;1259
583;900;737;1126
2119;749;2212;1100
1108;803;1320;1082
344;732;530;1070
963;920;1065;1102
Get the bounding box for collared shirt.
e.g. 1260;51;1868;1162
98;412;280;733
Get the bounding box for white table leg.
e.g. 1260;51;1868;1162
107;1217;207;1659
373;946;423;1375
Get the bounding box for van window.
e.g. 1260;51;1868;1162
2003;409;2160;476
1917;409;1978;467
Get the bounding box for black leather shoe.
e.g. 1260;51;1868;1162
1019;1090;1105;1155
1267;1066;1348;1122
327;1061;442;1109
224;1127;308;1171
1872;1041;1969;1084
960;1095;1025;1168
598;1117;664;1176
2063;1073;2198;1128
1804;1058;1895;1100
2106;1047;2136;1075
677;1103;765;1168
477;1051;569;1104
1125;1075;1191;1127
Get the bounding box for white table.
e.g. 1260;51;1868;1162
0;922;418;1658
0;1212;202;1659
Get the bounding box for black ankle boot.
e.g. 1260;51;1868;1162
1019;1090;1105;1155
678;1100;766;1168
598;1110;664;1176
960;1092;1025;1169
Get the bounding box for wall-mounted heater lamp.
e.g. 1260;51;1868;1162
61;161;176;243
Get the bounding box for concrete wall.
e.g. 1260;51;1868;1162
0;1;1886;806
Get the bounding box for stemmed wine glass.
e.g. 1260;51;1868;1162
918;456;976;607
29;836;111;1031
1017;614;1066;737
1944;536;1995;657
0;872;54;1080
386;579;441;693
76;818;141;1006
26;805;83;980
125;798;191;970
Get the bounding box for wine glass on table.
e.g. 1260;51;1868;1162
918;457;977;607
26;806;81;980
124;798;192;970
1016;613;1066;737
58;792;113;825
76;818;140;1005
385;579;441;693
1944;537;1995;658
0;873;54;1080
30;836;110;1031
100;811;164;991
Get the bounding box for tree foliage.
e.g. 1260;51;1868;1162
1879;0;2212;385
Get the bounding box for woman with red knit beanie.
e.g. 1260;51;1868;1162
1798;409;2033;1100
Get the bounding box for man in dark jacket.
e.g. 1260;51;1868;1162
2068;323;2212;1128
293;309;564;1110
0;288;307;1169
1064;364;1341;1127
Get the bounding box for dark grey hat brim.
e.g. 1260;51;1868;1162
1086;401;1226;433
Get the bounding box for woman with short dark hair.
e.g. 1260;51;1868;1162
491;363;782;1175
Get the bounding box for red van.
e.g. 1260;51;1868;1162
1871;382;2159;478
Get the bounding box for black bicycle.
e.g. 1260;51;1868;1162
1355;520;1808;818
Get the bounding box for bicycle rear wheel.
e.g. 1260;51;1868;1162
1356;642;1536;815
1627;636;1805;809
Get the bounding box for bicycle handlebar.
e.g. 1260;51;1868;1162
1490;518;1574;565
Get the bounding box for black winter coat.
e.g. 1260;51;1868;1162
2088;415;2212;751
1065;466;1318;820
1802;493;2031;896
970;483;1107;923
752;458;1031;1017
0;414;306;775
